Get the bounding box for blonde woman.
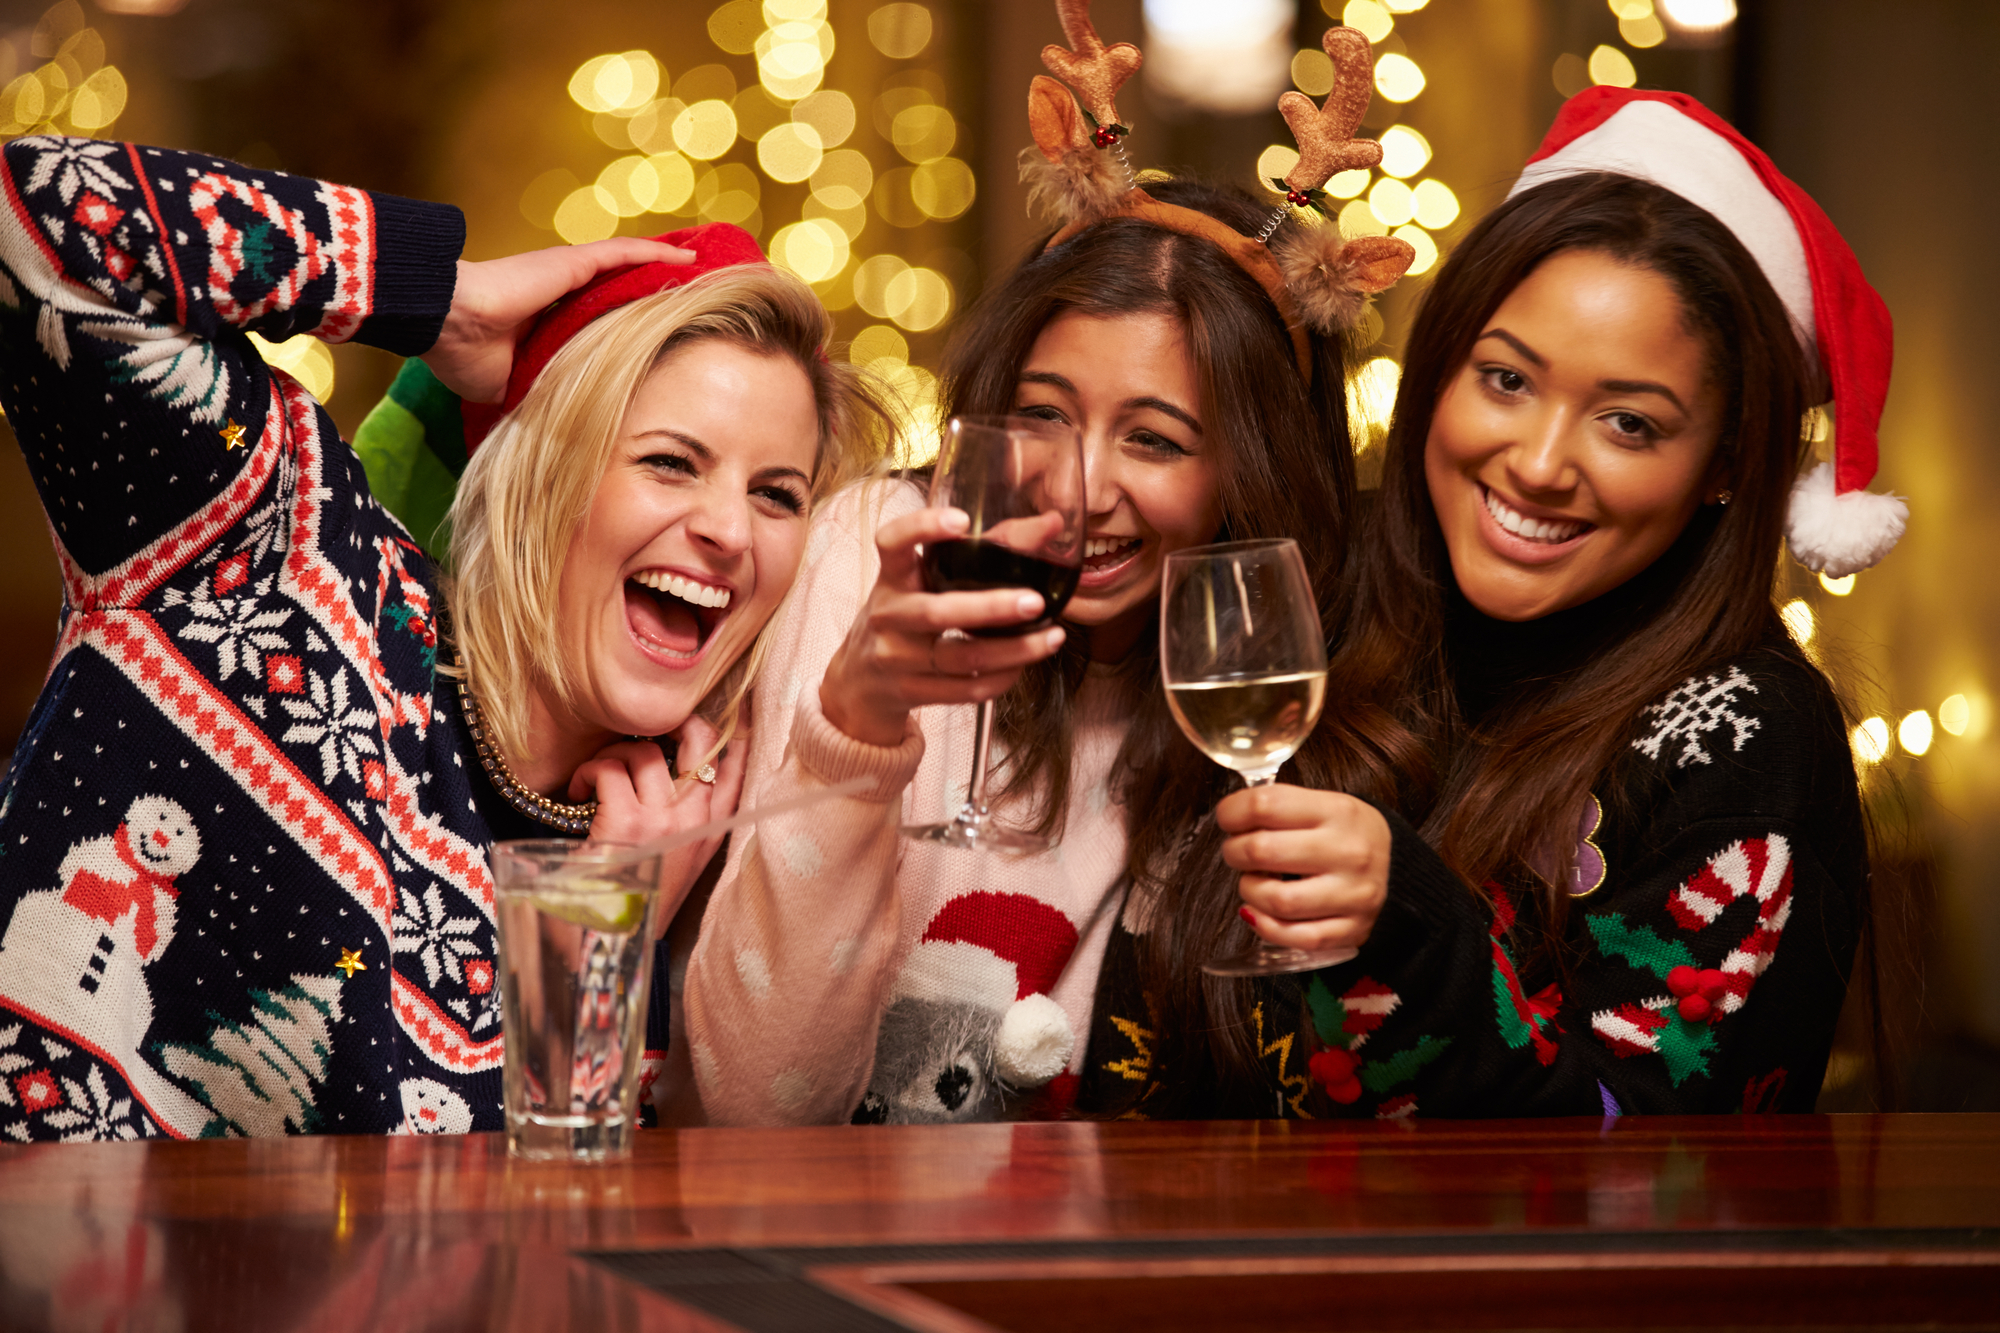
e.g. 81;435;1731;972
0;133;884;1143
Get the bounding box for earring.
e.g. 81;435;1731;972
1712;489;1733;506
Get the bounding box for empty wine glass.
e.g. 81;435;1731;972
903;414;1085;853
1161;538;1354;976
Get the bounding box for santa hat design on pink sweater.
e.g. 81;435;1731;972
1510;88;1904;577
895;891;1081;1088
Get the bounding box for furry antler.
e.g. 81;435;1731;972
1278;26;1385;196
1021;0;1141;227
1265;27;1415;335
1040;0;1141;132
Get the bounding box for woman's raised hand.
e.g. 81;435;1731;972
569;715;749;934
1217;784;1390;955
423;237;697;405
819;506;1067;747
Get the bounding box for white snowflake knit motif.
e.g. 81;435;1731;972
1632;666;1761;768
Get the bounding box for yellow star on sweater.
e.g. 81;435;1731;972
219;419;248;451
334;946;367;979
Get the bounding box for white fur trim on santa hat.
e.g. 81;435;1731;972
1510;100;1817;361
1786;460;1908;577
994;992;1074;1087
893;939;1019;1009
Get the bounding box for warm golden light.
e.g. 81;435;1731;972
1326;169;1371;199
1382;0;1430;9
570;52;661;115
1620;13;1666;46
674;100;739;160
67;65;126;129
695;162;762;228
867;3;934;59
890;103;956;163
1257;144;1301;185
885;266;953;331
1373;53;1425;103
910;157;975;219
645;153;696;214
1660;0;1737;31
810;148;875;210
1393;224;1438;276
792;90;856;147
771;218;850;283
1779;598;1816;647
1607;0;1654;17
520;169;580;230
554;187;618;243
1852;717;1890;766
854;255;912;319
708;0;764;54
1349;356;1401;433
1291;48;1334;97
1368;176;1416;227
1410;178;1459;229
757;123;825;182
872;166;926;228
1378;125;1431;178
758;19;833;100
850;324;909;367
1940;694;1971;737
1819;572;1856;596
1589;45;1637;87
596;156;655;216
1899;710;1934;757
1339;197;1388;238
1342;0;1395;42
1553;53;1589;98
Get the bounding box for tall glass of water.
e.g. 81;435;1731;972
1160;538;1354;977
493;840;664;1161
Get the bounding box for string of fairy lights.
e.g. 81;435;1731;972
522;0;967;462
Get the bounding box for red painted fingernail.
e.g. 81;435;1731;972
1239;906;1256;924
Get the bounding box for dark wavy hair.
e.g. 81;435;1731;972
936;178;1361;1090
1323;172;1820;958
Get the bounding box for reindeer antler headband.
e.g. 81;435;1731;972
1019;6;1416;382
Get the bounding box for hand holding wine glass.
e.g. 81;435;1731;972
1160;538;1356;976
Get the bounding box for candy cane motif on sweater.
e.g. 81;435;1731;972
1666;834;1793;1014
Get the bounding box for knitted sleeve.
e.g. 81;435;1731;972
676;480;930;1126
0;135;463;574
1287;647;1866;1120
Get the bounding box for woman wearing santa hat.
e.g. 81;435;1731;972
0;133;887;1142
1083;86;1900;1119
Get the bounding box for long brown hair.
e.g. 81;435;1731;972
937;179;1360;1086
1326;172;1818;952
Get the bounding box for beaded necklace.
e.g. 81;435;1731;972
452;661;596;837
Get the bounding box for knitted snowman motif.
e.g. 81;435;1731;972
0;796;213;1131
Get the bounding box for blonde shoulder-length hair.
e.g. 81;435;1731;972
444;263;889;767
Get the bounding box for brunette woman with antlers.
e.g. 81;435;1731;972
1082;89;1902;1120
667;13;1413;1126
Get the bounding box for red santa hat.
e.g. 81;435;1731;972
897;891;1080;1088
459;221;769;453
1507;87;1904;577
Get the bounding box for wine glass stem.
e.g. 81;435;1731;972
962;698;997;823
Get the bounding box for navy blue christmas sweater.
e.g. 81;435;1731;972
1080;636;1866;1120
0;135;515;1141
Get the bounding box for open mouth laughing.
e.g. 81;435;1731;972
1081;535;1142;586
624;568;734;665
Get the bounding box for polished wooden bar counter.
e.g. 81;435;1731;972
0;1115;1995;1331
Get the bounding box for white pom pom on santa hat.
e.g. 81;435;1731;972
995;992;1074;1086
1510;88;1904;574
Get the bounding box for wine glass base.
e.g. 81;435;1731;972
1202;943;1359;978
901;817;1048;854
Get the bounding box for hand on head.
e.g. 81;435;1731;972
424;237;697;405
818;505;1067;747
1217;783;1389;956
568;714;748;934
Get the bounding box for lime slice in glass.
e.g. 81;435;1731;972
530;878;647;933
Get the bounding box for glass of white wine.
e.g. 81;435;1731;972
1161;538;1356;977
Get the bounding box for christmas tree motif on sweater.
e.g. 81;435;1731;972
1588;834;1794;1085
155;973;343;1137
0;796;214;1134
854;891;1080;1124
1304;973;1449;1115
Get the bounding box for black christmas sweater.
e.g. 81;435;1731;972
0;135;520;1141
1079;622;1866;1120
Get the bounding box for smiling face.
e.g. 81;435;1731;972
1424;248;1727;623
1014;310;1224;661
553;338;819;741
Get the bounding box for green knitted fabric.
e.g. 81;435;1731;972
353;358;468;559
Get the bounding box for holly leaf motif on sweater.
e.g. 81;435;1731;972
1306;973;1346;1047
1587;912;1697;982
1359;1035;1449;1094
1655;1010;1718;1086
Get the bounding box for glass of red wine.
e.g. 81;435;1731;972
904;414;1085;853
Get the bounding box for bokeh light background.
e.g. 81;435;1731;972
3;0;1998;1108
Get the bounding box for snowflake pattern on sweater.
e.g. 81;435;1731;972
0;136;501;1141
1079;639;1865;1119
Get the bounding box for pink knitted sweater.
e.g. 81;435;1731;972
677;481;1132;1126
